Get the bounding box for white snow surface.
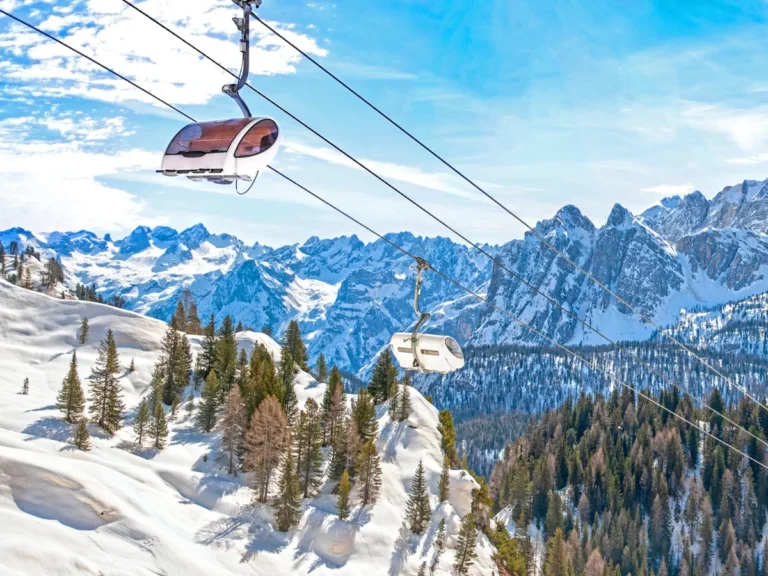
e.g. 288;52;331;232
0;281;495;575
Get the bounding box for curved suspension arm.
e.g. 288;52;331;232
223;1;259;117
410;258;431;372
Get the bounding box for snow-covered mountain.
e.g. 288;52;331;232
0;280;497;575
4;177;768;375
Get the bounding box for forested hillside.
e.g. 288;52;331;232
489;387;768;575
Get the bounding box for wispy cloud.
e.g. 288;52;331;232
640;183;696;195
725;153;768;165
0;0;327;108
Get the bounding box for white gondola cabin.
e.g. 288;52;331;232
390;332;465;375
159;117;280;185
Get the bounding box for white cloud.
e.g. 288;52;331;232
0;114;159;233
283;140;476;199
681;104;768;152
0;0;328;109
725;153;768;165
640;183;696;195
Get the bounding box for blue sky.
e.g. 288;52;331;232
1;0;768;247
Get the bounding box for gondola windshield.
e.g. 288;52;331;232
166;119;251;156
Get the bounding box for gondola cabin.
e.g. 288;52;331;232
159;117;280;185
390;332;465;374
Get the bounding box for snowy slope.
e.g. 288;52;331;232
0;280;495;575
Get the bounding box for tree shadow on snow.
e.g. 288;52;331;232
22;417;73;443
25;404;57;413
389;519;419;576
115;439;159;460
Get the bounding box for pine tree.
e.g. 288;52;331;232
199;314;217;378
197;370;220;433
322;366;346;444
186;299;203;335
173;299;187;332
453;513;479;576
57;352;85;423
543;527;569;576
148;361;165;413
170;394;181;421
438;455;450;503
89;329;124;433
437;410;458;466
275;445;302;532
545;492;564;539
133;398;151;445
221;385;246;475
159;322;192;405
407;459;432;533
398;384;412;422
74;419;91;451
283;320;307;370
22;266;33;289
315;353;328;383
0;242;5;274
186;388;195;413
78;317;89;344
430;519;446;574
245;396;288;502
388;382;400;421
337;469;351;520
368;348;396;404
351;388;378;443
295;398;324;498
356;439;382;506
128;358;136;373
21;377;29;395
149;403;169;450
699;494;714;572
330;415;361;481
278;346;298;425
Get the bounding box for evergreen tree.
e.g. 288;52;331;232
438;455;450;503
170;394;181;421
417;563;426;576
199;314;217;378
172;300;187;332
236;320;243;332
430;519;446;574
22;266;33;289
351;388;378;443
73;419;91;451
245;396;288;502
0;242;5;274
545;492;564;539
186;388;195;413
261;325;273;337
388;381;400;421
315;353;328;383
283;320;307;370
149;403;169;449
330;416;361;481
278;346;298;425
437;410;458;466
197;370;220;433
356;439;382;506
89;329;124;433
406;459;432;534
57;352;85;423
186;300;203;335
159;323;192;405
322;366;346;444
21;377;29;395
398;384;412;422
42;257;64;289
275;445;302;532
453;513;479;576
295;398;324;498
337;469;351;520
221;385;246;475
78;317;89;344
368;348;396;404
128;358;136;373
699;494;714;572
543;527;569;576
148;361;165;413
133;398;151;445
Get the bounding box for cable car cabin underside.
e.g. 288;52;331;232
390;332;465;375
159;117;280;185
